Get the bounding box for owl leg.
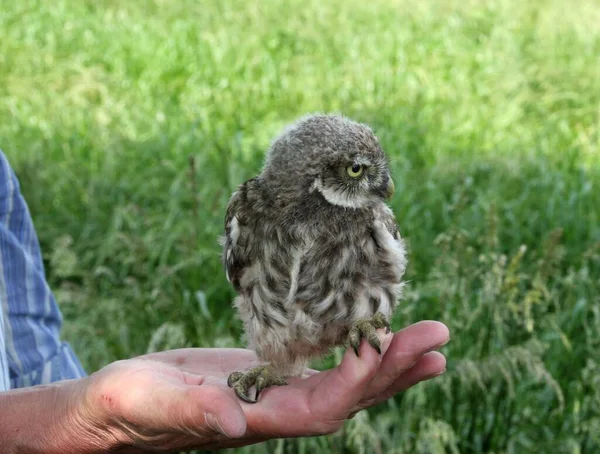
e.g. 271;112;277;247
227;365;287;404
347;311;391;356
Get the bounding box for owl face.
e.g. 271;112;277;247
264;114;395;209
311;149;394;209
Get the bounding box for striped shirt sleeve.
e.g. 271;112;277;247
0;150;86;389
0;293;9;391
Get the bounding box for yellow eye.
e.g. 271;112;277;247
346;163;364;178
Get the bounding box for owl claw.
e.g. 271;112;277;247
227;371;244;387
347;312;390;356
227;366;287;403
235;387;258;404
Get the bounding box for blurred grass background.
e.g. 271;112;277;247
1;0;599;452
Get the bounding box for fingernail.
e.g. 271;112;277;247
430;338;450;351
424;368;446;380
439;337;450;347
205;412;230;437
347;409;361;419
379;329;393;356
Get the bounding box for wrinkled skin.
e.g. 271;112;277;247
74;321;448;453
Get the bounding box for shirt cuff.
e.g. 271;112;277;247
10;342;87;389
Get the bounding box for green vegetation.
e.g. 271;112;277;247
2;0;599;452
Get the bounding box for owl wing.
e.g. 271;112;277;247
221;183;252;293
382;211;402;241
374;204;407;279
222;180;293;339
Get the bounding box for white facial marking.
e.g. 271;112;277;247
311;177;371;209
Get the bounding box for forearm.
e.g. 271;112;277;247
0;379;117;454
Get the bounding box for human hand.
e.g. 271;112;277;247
75;320;449;452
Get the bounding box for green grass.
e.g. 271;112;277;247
2;0;600;452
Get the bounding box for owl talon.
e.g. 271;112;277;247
234;385;257;404
371;312;389;330
227;371;244;387
371;341;382;355
348;326;362;357
347;312;389;356
367;334;381;354
228;365;287;403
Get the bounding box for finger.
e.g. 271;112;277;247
201;347;444;454
359;321;449;404
386;350;447;393
354;351;447;412
308;329;393;423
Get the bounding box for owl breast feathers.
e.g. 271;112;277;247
221;114;407;377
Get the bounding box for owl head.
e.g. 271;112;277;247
262;114;395;209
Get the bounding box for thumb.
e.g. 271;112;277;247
86;361;248;441
309;330;393;422
168;384;248;438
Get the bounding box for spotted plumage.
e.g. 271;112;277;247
221;114;407;402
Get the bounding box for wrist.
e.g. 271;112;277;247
57;377;122;453
0;378;122;454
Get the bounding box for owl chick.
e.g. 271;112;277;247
222;114;407;403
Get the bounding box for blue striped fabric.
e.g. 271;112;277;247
0;289;8;390
0;150;86;391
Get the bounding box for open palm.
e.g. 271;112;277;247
81;321;449;452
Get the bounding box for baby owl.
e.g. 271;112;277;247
222;114;407;403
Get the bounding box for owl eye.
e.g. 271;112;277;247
346;163;364;178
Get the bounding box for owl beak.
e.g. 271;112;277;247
385;177;395;199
